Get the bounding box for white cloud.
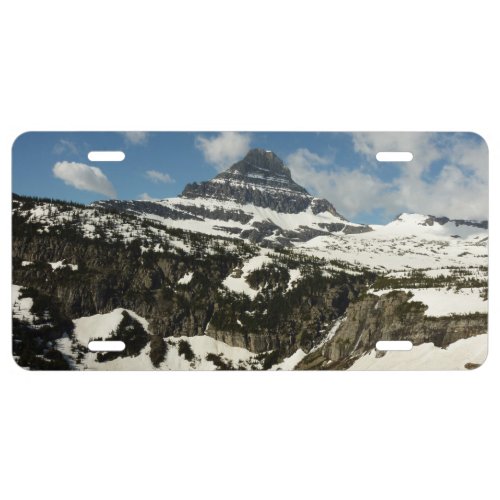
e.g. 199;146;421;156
287;148;388;219
195;132;252;171
286;133;488;221
389;161;488;220
350;133;488;220
352;132;442;178
145;170;174;184
53;139;79;156
285;148;331;194
53;161;117;197
447;135;489;179
121;132;149;145
138;192;158;201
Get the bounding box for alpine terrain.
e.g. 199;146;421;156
12;149;488;370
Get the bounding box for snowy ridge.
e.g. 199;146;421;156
297;214;487;273
369;213;488;239
150;196;355;231
23;192;487;276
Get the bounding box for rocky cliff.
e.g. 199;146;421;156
297;291;487;370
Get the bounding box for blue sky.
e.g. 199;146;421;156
12;131;488;224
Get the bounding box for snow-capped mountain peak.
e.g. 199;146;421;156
95;149;371;246
182;148;338;215
92;150;488;250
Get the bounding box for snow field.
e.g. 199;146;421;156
369;287;487;316
349;334;487;370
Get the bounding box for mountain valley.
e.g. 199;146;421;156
12;149;488;370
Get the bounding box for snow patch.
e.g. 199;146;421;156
369;287;487;316
73;308;149;346
12;285;35;323
286;268;301;291
222;253;272;298
349;334;487;370
271;349;306;370
163;335;260;370
177;272;193;285
49;260;78;271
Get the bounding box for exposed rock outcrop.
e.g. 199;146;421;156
297;291;487;369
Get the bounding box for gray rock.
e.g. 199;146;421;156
182;149;344;216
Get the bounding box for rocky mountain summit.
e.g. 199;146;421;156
182;148;339;215
97;149;371;245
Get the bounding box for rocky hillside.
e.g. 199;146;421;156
12;194;376;369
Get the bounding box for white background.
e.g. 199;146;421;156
0;1;498;499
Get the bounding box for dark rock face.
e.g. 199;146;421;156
182;148;343;216
94;200;203;221
240;221;281;243
172;204;253;224
423;215;488;229
205;282;359;354
317;222;372;234
12;231;232;339
310;198;344;218
12;224;366;360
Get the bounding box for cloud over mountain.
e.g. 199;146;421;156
195;132;252;171
287;133;488;221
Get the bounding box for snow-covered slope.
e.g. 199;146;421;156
297;212;487;273
222;253;273;298
349;334;487;370
369;213;487;239
138;195;367;242
11;297;271;370
69;308;268;371
73;308;149;346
